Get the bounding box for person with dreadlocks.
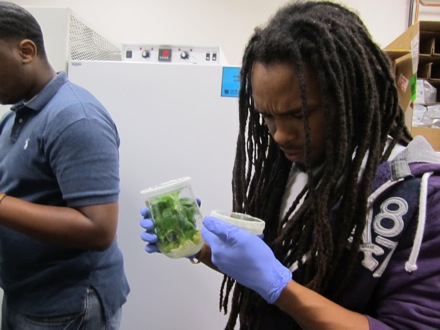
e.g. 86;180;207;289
0;2;129;329
140;1;440;329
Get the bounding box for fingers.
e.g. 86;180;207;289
145;244;160;253
140;207;150;218
140;206;160;254
141;231;157;243
141;231;159;254
140;218;154;230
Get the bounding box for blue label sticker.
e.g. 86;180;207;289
221;67;240;97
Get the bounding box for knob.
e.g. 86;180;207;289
142;50;150;58
180;51;189;59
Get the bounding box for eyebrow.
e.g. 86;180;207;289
254;106;304;115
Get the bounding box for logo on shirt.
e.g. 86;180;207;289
359;196;408;277
24;138;30;150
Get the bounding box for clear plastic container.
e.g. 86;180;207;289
210;210;265;235
140;177;204;258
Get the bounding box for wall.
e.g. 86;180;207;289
416;2;440;23
11;0;412;65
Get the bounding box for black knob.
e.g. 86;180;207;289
142;50;150;58
180;51;189;59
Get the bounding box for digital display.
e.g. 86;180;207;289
221;66;240;97
158;48;172;62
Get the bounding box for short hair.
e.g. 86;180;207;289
0;1;46;57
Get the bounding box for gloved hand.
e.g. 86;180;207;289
139;199;201;254
140;207;160;253
202;216;292;304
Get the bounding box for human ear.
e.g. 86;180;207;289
18;39;37;63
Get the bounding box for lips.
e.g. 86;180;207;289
281;148;304;162
280;147;303;155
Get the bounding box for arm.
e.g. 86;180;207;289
275;281;369;330
202;216;371;330
138;212;368;328
192;236;364;330
0;102;120;250
197;231;369;329
202;211;440;329
0;195;118;250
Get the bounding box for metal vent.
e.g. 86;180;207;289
68;14;121;61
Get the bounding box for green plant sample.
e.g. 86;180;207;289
149;191;202;257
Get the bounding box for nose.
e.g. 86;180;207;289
271;118;299;146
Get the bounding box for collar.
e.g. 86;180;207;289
10;72;68;114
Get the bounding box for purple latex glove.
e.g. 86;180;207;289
202;216;292;304
140;207;160;253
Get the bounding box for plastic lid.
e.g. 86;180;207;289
210;210;265;235
140;177;192;199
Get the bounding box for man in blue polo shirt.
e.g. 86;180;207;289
0;2;129;329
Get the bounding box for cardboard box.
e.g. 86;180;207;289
412;127;440;151
385;21;440;151
390;53;415;114
386;21;440;56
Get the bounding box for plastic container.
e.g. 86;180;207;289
140;177;204;258
210;210;265;235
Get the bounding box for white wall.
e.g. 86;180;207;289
10;0;419;65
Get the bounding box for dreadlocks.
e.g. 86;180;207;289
221;1;412;329
0;1;47;57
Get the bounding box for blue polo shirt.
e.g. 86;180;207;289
0;72;129;320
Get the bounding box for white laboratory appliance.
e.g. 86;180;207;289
68;60;240;330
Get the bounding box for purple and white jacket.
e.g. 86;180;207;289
268;136;440;329
343;136;440;329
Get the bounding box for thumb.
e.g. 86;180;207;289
203;216;242;242
201;225;219;246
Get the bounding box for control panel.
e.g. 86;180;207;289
122;44;222;65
